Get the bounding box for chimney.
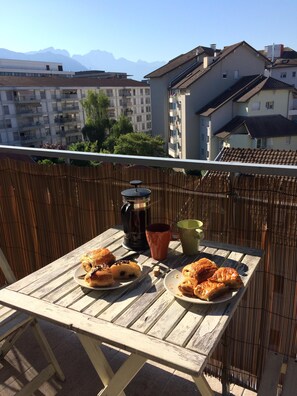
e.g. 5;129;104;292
210;44;216;51
203;56;214;68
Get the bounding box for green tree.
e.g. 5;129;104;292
113;132;166;157
81;91;110;145
68;141;101;166
102;115;134;153
110;114;133;138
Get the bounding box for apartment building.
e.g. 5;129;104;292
145;41;270;160
262;44;297;123
199;75;297;155
0;75;151;147
0;58;74;77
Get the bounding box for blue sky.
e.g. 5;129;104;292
2;0;297;62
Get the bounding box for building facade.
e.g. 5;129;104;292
199;75;297;156
0;76;151;147
0;58;74;77
145;41;270;160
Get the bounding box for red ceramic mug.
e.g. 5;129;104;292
145;223;171;261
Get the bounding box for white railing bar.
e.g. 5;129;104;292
0;145;297;177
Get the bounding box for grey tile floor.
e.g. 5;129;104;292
0;320;257;395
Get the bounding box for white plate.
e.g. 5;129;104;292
164;267;239;304
73;264;142;291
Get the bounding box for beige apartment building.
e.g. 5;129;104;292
0;75;151;147
146;41;297;160
200;75;297;155
146;41;271;159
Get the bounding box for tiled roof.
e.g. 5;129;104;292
236;76;296;102
0;76;148;88
144;46;216;78
214;115;297;138
172;41;270;90
197;75;261;116
197;75;295;117
270;58;297;68
217;147;297;165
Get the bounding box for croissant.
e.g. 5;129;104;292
194;280;228;301
209;267;243;289
182;258;218;284
178;277;198;297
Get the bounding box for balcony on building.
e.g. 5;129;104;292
0;145;296;395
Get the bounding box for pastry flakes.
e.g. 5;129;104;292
194;280;228;301
209;267;243;289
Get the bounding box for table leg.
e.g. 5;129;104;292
222;331;231;395
98;353;147;396
77;333;146;396
192;374;214;396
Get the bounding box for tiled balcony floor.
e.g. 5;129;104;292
0;320;257;396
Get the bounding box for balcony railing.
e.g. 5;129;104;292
0;144;296;393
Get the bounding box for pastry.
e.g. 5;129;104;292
81;248;115;272
110;260;141;280
84;264;114;287
178;277;198;297
194;280;228;301
182;258;218;284
209;267;243;289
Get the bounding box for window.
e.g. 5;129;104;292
3;105;9;115
5;119;12;128
46;65;50;70
6;91;13;101
222;72;227;79
256;138;266;148
280;72;287;78
136;115;142;122
252;102;261;111
234;70;239;79
292;71;296;78
145;88;150;95
266;101;274;109
58;65;63;71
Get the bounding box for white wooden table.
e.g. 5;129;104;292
0;226;263;396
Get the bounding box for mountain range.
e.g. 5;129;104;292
0;47;166;81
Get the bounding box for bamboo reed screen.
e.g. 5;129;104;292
0;158;296;391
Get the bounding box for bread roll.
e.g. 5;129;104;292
81;248;115;272
110;260;141;280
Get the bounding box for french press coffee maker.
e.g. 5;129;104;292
121;180;151;251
